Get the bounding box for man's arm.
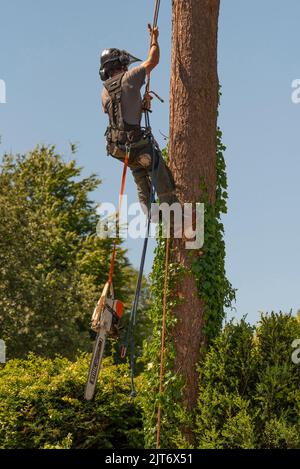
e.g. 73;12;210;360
141;26;160;75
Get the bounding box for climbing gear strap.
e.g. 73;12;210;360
104;72;125;131
108;150;129;285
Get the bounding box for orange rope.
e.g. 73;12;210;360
108;153;129;285
156;236;170;449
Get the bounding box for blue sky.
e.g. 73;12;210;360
0;1;299;323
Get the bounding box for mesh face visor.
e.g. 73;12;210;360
101;49;141;68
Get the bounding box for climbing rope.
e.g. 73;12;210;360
144;0;162;113
120;0;163;399
105;3;171;448
152;0;161;29
156;237;170;449
149;0;171;447
104;0;170;448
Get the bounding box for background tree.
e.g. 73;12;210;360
0;146;135;359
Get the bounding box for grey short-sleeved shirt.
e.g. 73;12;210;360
102;65;146;126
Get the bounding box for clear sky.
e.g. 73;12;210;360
0;0;299;324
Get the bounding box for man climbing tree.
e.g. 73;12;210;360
85;20;186;402
100;26;177;219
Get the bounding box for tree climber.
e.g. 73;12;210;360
100;26;178;222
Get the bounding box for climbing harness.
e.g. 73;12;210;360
103;72;144;154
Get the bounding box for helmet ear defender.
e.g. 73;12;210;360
99;61;125;82
99;68;109;81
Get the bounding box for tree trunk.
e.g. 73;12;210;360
169;0;220;413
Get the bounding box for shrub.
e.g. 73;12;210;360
0;353;144;449
196;313;300;449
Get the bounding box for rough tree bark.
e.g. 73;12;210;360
169;0;220;413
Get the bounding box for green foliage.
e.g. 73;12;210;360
191;128;236;341
196;313;300;449
0;354;144;449
1;313;298;450
0;146;134;359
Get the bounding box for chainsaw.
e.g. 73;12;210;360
84;281;124;401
